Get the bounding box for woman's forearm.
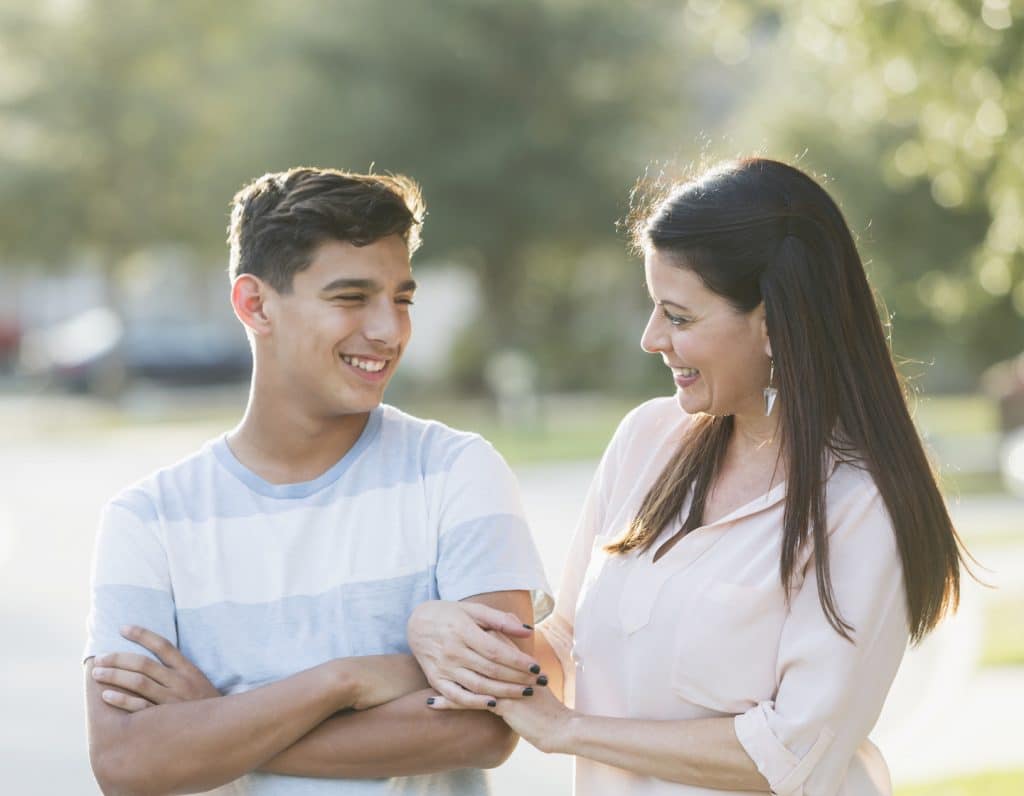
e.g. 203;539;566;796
560;714;769;792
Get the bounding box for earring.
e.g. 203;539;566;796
763;358;779;417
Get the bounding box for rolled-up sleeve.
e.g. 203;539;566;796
734;483;910;796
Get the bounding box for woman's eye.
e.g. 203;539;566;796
664;309;689;326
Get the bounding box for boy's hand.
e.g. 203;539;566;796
90;625;220;712
343;654;430;711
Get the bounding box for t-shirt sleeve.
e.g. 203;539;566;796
83;494;178;663
733;482;910;795
434;437;552;616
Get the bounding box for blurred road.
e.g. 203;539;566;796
1;413;1021;794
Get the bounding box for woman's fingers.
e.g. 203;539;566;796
462;602;535;638
92;665;166;703
432;678;497;710
451;667;537;700
99;688;155;713
463;648;539;687
460;625;540;674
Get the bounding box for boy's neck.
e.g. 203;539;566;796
226;386;372;486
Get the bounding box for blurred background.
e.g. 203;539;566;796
1;1;1022;793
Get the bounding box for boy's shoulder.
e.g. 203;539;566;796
104;438;222;523
377;403;498;467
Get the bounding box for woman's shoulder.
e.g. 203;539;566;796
616;395;691;438
603;396;694;467
824;458;898;544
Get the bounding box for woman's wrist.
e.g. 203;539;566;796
551;709;584;755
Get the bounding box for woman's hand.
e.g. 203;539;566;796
90;625;220;712
430;682;576;754
407;600;545;709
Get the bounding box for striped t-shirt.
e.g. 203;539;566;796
85;404;551;795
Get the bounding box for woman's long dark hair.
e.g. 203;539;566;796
608;157;969;644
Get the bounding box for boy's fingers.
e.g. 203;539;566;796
100;689;153;713
120;626;185;669
92;652;172;687
92;666;164;703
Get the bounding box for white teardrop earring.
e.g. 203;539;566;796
763;358;779;417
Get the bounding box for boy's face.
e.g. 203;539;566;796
261;235;415;418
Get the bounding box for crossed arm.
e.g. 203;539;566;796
86;591;540;796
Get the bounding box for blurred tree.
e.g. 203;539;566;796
270;0;695;391
711;0;1024;385
0;0;699;393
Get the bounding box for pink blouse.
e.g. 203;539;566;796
541;397;909;795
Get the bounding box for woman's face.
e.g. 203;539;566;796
641;247;772;419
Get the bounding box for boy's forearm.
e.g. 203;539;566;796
89;659;353;796
261;688;518;778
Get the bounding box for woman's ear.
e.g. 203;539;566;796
755;302;772;358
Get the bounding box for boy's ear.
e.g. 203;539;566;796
231;275;272;336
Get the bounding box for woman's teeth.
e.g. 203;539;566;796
342;355;386;373
678;367;699;377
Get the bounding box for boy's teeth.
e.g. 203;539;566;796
342;355;386;373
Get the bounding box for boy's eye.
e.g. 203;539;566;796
397;297;415;306
335;294;366;302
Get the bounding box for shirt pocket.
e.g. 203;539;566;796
670;579;785;714
571;536;620;667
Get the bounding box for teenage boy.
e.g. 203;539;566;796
84;167;551;795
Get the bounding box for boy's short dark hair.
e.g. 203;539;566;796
227;167;425;292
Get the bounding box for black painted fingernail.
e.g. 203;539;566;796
523;623;533;630
426;697;435;705
487;699;497;707
523;687;534;696
529;663;541;674
536;675;548;686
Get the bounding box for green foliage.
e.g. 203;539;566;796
2;1;1021;390
713;0;1024;384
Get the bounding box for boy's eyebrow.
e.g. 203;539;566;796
320;278;418;294
321;278;378;293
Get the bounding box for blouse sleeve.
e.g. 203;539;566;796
733;479;911;796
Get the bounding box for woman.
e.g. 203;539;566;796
408;157;970;795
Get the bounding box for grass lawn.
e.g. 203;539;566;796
981;596;1024;668
897;769;1024;795
910;393;999;437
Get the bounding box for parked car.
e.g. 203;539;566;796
19;308;250;396
0;317;20;372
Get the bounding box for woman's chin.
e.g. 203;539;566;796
674;388;708;415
